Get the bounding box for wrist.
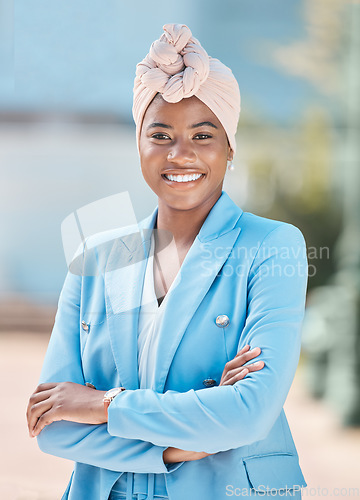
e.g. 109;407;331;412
103;387;126;418
92;391;107;424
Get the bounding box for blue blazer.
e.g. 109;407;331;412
38;191;308;500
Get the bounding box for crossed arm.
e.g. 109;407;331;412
26;223;307;470
27;344;264;464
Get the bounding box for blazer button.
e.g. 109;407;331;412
81;320;89;332
215;315;230;327
203;378;217;388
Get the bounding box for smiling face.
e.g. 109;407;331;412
139;95;233;215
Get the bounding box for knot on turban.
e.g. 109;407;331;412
133;24;241;153
137;24;210;103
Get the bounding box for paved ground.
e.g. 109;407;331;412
0;331;359;500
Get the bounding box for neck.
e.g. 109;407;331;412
155;194;221;249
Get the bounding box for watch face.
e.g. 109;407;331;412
104;387;124;401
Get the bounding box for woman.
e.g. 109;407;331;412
27;24;308;500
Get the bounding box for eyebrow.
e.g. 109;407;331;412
147;122;172;130
191;121;218;129
146;121;218;130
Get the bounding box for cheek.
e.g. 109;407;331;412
139;150;162;186
139;147;155;169
205;146;228;170
139;142;162;163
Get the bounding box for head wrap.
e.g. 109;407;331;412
132;24;241;153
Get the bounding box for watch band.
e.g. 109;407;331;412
103;387;126;417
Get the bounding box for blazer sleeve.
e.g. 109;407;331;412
36;270;179;474
107;223;308;454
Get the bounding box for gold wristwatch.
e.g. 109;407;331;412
103;387;126;416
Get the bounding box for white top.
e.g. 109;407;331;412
137;231;179;389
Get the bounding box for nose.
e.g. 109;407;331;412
167;139;196;165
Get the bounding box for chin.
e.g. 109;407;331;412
164;200;198;212
165;196;212;213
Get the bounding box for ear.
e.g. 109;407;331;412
227;148;234;162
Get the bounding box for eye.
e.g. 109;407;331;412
151;133;171;140
194;133;212;140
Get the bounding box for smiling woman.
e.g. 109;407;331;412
27;23;308;500
139;95;230;216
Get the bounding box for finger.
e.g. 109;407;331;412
222;361;264;386
32;382;58;394
237;359;265;375
32;410;56;437
235;346;260;359
236;345;251;356
234;344;251;357
221;360;265;385
220;364;249;385
235;347;261;363
225;347;261;372
229;348;261;370
27;399;53;437
26;389;53;422
221;368;249;386
247;360;265;372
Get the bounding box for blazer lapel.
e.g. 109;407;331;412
103;191;243;393
104;208;158;390
153;192;243;392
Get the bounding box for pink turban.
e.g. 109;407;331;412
132;24;241;153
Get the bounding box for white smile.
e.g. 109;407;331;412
164;173;203;183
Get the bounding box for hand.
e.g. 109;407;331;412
219;344;264;386
26;382;107;438
163;447;214;464
163;345;264;464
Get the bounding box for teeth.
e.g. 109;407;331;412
165;173;203;182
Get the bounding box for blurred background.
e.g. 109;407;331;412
1;0;359;498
